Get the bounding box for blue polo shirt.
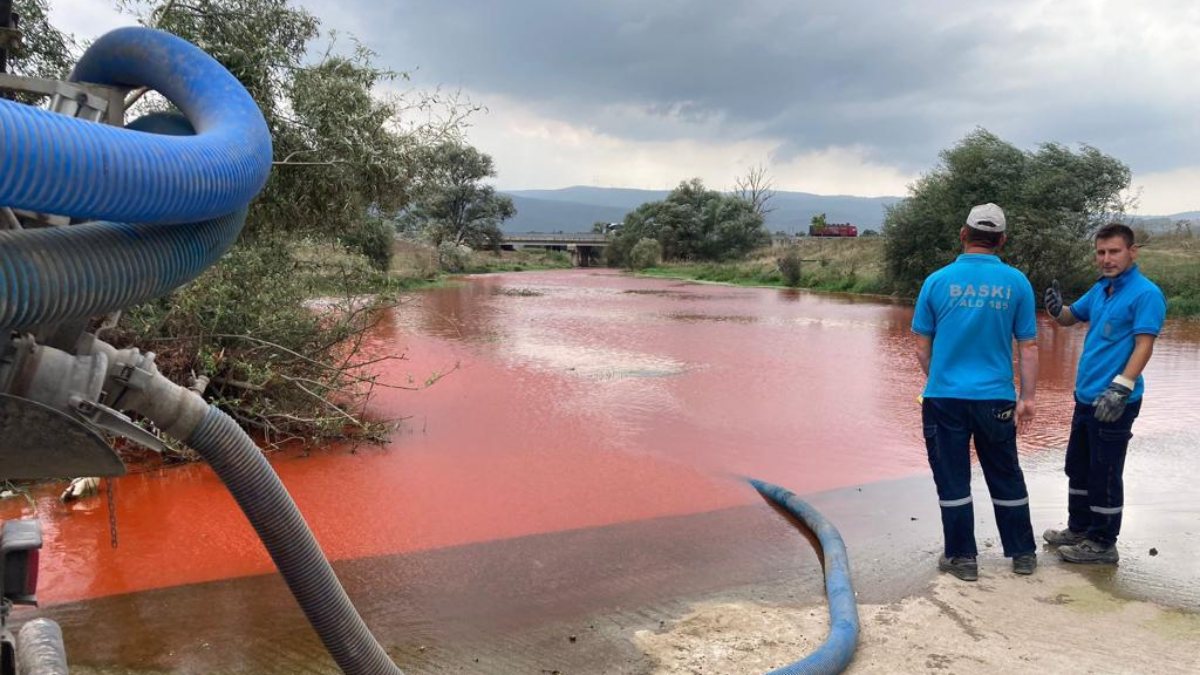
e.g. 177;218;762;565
1070;265;1166;403
912;254;1037;401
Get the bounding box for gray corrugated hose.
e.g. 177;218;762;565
15;619;68;675
185;406;402;674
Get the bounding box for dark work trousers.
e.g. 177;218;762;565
1065;399;1142;546
922;397;1036;559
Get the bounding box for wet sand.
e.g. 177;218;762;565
637;563;1200;674
48;458;1200;673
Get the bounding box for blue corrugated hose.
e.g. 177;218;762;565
1;27;271;224
1;27;404;675
749;479;860;675
0;27;271;331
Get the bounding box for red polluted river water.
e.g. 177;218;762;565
4;269;1200;672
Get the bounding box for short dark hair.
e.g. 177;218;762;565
1095;223;1135;248
965;227;1004;249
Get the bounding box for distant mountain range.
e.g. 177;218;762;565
502;187;900;234
1130;212;1200;233
500;186;1200;234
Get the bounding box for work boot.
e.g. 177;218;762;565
1012;553;1037;575
1058;539;1119;565
938;555;978;581
1043;527;1086;547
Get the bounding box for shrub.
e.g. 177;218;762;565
777;247;804;287
437;241;472;272
340;217;396;271
113;238;394;447
629;238;663;270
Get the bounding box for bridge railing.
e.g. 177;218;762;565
502;233;609;244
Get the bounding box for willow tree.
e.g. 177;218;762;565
3;0;77;80
608;178;769;266
102;0;480;443
117;0;482;244
400;141;516;249
883;129;1132;296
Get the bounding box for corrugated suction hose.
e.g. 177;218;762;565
1;26;402;674
750;479;859;674
188;407;402;674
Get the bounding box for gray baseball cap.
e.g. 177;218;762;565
966;203;1006;232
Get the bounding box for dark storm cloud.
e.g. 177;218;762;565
304;0;1199;173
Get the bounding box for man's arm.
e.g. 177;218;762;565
1093;334;1157;422
1016;339;1038;431
1053;306;1078;327
1120;334;1156;382
915;335;932;376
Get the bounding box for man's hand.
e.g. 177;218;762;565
1044;279;1063;318
1016;398;1036;433
1093;379;1133;422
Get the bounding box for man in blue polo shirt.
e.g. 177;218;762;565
912;203;1039;581
1042;223;1167;564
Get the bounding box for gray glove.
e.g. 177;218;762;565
1043;279;1063;318
1093;381;1132;422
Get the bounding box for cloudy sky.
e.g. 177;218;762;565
52;1;1200;214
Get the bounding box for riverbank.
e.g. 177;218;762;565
640;237;889;295
639;234;1200;317
390;239;574;280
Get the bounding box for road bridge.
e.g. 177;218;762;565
501;232;609;267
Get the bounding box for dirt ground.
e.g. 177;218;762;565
634;557;1200;674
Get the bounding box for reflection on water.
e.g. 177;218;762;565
3;269;1200;671
380;268;1198;511
8;269;1199;602
664;312;758;324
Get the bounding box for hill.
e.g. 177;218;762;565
505;194;631;233
502;186;902;234
499;186;1200;235
1128;212;1200;233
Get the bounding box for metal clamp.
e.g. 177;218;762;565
70;396;166;454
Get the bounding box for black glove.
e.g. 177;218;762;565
1093;380;1132;422
1044;279;1063;318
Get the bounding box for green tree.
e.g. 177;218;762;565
118;0;479;241
810;212;828;234
104;0;479;441
609;178;768;266
402;141;516;249
4;0;77;81
883;128;1132;295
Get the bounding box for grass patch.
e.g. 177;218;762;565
461;248;574;273
643;238;891;295
1138;234;1200;318
643;234;1200;317
389;240;574;277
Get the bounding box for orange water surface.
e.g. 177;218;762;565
4;269;1198;604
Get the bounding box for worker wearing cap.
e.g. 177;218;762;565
1041;223;1166;564
912;203;1039;581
